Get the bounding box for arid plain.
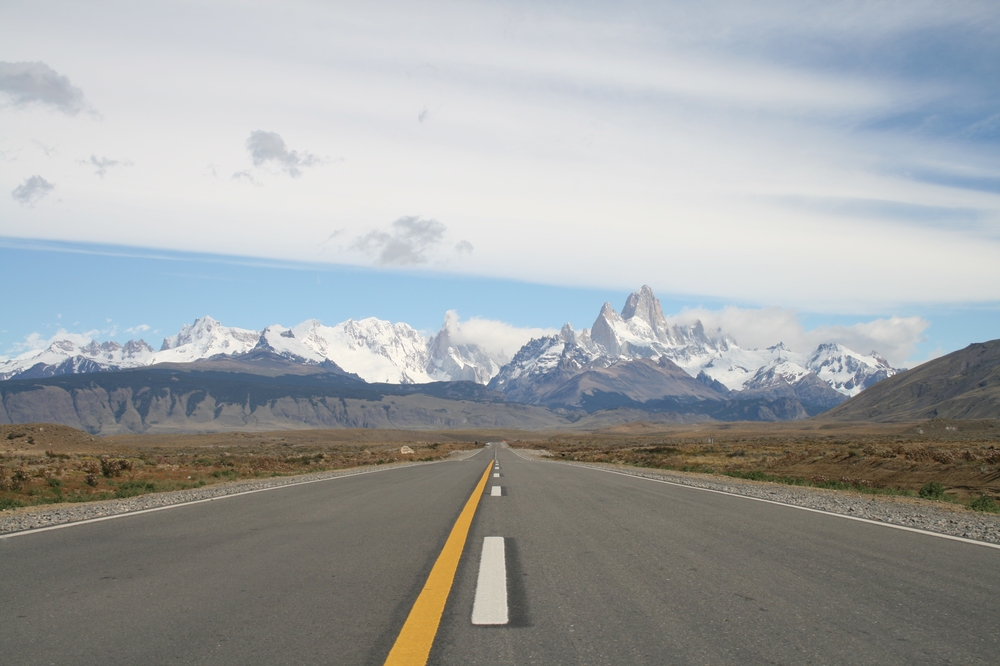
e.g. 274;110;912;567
3;418;998;513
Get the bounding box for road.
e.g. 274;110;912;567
2;445;999;664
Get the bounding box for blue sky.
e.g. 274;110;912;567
1;1;998;367
2;237;995;368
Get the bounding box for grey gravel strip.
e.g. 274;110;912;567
0;451;478;536
517;450;1000;545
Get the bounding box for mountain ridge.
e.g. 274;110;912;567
820;340;1000;422
1;287;903;411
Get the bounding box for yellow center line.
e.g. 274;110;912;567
383;460;494;666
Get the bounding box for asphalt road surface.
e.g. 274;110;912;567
2;445;998;665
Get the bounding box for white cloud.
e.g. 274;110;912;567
667;306;929;367
125;324;151;335
354;216;446;266
352;217;476;266
11;175;54;206
82;155;132;177
244;130;321;177
0;61;85;114
7;329;99;358
231;169;261;186
1;2;998;312
440;310;557;362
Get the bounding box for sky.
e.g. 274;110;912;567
1;0;998;368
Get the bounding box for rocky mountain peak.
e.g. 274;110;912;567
591;303;625;356
621;285;670;339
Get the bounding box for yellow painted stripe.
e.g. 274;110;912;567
384;460;494;666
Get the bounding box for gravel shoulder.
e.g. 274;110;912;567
0;450;481;537
515;449;1000;546
7;446;997;546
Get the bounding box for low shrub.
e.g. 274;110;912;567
100;457;134;478
969;495;998;513
919;481;946;500
114;481;156;499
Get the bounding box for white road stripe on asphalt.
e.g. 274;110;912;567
490;486;502;496
493;473;500;477
471;537;508;625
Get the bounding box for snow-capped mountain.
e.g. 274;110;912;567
259;318;434;384
0;339;156;381
157;317;260;363
0;314;504;385
0;286;902;414
807;343;896;395
489;286;902;407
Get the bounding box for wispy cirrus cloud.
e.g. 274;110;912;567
81;155;132;177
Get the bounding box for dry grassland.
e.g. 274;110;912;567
5;419;999;515
510;418;1000;511
0;423;531;511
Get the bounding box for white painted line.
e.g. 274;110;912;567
567;463;1000;551
471;537;508;625
0;461;439;541
493;473;500;478
490;485;502;497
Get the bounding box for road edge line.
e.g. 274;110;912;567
0;459;453;541
565;461;1000;551
384;460;494;665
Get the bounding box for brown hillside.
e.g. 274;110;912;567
821;340;1000;422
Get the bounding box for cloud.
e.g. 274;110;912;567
455;240;474;254
7;329;99;357
440;310;557;362
244;130;321;177
666;306;928;367
82;155;132;177
354;216;447;266
772;196;985;229
11;175;55;206
125;324;150;335
0;61;85;114
231;169;261;186
33;139;56;157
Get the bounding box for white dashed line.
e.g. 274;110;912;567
490;486;502;497
493;473;500;478
471;537;508;625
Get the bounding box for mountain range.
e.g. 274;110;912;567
1;286;902;420
821;340;1000;422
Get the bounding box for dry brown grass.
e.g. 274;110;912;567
5;419;999;513
0;424;529;511
510;418;1000;507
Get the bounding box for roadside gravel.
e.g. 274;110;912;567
515;449;1000;546
7;447;997;546
0;450;480;537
